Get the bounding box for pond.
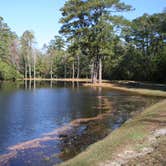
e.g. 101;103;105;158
0;81;161;166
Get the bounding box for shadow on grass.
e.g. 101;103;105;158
111;81;166;91
135;109;166;126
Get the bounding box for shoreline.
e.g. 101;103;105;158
4;77;166;97
23;78;91;82
83;82;166;97
59;99;166;166
18;78;166;97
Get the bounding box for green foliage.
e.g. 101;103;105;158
20;30;35;78
60;0;132;82
1;4;166;83
124;13;166;56
0;16;17;63
152;47;166;82
0;59;23;80
103;11;166;83
0;16;22;80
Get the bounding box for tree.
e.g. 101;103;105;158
20;30;35;79
124;13;166;57
45;36;65;79
0;16;17;63
9;37;20;70
60;0;131;83
0;16;22;80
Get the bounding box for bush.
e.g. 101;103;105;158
0;60;23;80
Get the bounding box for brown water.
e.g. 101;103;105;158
0;81;161;166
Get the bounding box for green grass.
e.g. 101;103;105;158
58;99;166;166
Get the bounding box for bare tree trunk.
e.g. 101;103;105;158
50;64;53;80
33;57;36;88
33;51;36;80
64;54;67;79
77;55;80;79
93;70;97;84
25;64;27;79
25;59;28;89
29;64;31;79
91;62;94;81
92;60;98;84
72;61;75;79
64;63;66;79
99;57;102;84
27;49;32;80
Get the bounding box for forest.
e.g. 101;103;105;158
0;0;166;83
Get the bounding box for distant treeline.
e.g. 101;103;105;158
0;1;166;82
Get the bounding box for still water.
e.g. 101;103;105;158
0;81;161;166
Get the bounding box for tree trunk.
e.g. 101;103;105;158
29;64;31;79
64;54;67;79
99;57;102;84
25;64;27;79
64;63;67;79
77;55;80;79
92;60;98;84
33;52;36;80
33;57;36;89
50;64;53;80
72;61;75;79
91;62;94;81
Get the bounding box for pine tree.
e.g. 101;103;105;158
60;0;131;83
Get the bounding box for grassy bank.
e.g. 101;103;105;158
59;99;166;166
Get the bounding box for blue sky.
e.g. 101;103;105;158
0;0;166;48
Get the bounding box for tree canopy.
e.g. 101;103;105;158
0;2;165;83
